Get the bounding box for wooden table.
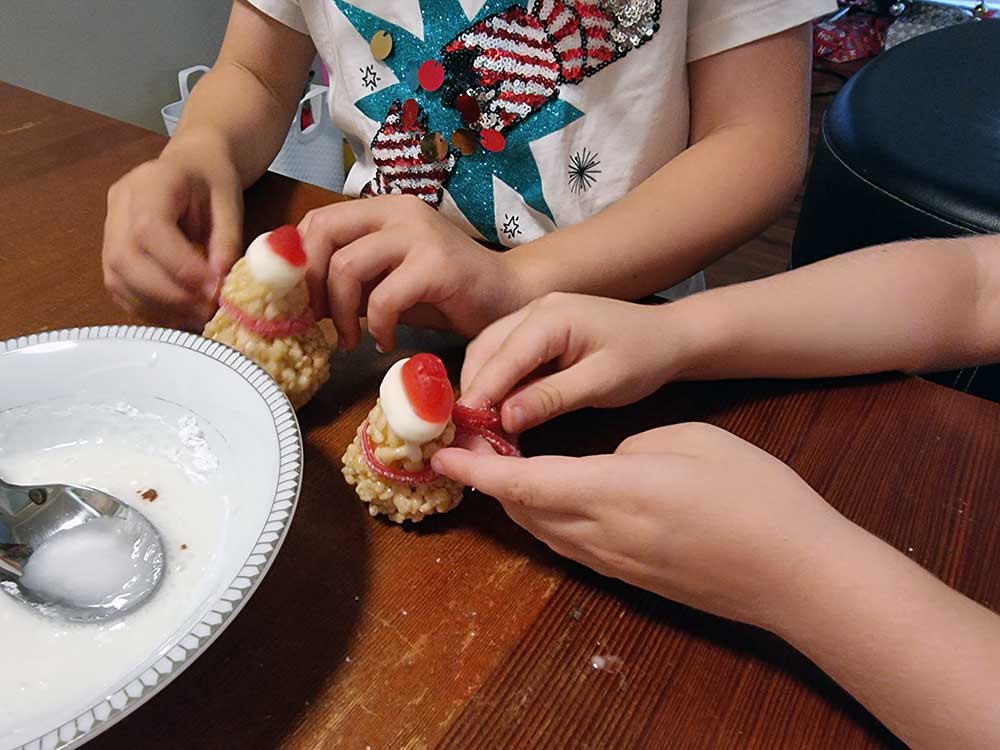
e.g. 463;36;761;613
3;82;999;750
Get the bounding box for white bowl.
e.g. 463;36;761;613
0;327;302;750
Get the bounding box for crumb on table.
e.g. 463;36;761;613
140;488;158;502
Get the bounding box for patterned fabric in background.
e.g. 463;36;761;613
814;12;892;61
884;4;971;48
814;1;995;62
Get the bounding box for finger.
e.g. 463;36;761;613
136;220;215;298
207;185;243;279
366;255;439;352
431;450;619;516
109;287;140;317
300;200;397;320
108;274;206;330
459;305;532;398
451;433;497;454
116;252;213;321
460;309;568;413
299;211;329;320
498;359;605;433
326;229;411;351
462;313;585;430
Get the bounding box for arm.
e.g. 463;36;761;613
508;24;812;300
459;233;1000;433
167;0;316;189
102;0;314;327
674;233;1000;380
780;520;1000;750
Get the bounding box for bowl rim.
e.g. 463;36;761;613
0;325;303;750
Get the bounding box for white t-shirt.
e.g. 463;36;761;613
248;0;833;296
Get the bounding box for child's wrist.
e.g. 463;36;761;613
503;246;552;310
656;292;734;382
161;129;236;172
765;517;885;642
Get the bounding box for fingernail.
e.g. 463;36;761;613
375;341;386;354
506;405;525;433
430;452;451;474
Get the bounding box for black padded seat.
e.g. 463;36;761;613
791;20;1000;400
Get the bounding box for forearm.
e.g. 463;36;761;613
774;519;1000;750
163;0;315;187
670;235;1000;381
508;121;803;301
506;25;811;303
166;64;297;187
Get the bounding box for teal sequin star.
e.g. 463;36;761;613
335;0;583;243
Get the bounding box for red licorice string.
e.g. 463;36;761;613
452;405;521;457
361;406;521;485
220;300;315;340
361;421;439;485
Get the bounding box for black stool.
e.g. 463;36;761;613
792;19;1000;399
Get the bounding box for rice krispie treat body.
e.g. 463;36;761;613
342;402;464;523
204;227;333;408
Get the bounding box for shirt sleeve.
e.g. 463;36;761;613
244;0;310;35
688;0;837;62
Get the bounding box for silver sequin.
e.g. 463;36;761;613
601;0;660;52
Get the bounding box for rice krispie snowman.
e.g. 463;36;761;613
204;226;333;408
342;353;521;523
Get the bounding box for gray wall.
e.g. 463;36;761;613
0;1;231;132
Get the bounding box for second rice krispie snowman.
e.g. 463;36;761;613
204;226;333;408
342;353;522;523
342;354;465;523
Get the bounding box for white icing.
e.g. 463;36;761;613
20;515;161;611
379;358;449;444
0;443;228;740
245;232;305;293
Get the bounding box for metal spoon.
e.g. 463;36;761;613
0;475;165;623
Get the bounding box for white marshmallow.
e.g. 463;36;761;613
245;232;306;293
379;358;449;443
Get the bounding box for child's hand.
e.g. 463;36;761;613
460;293;690;433
299;195;532;351
102;141;243;329
433;422;849;629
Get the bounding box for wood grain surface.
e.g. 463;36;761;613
2;82;998;750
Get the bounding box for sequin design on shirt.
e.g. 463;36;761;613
364;100;457;209
339;1;660;243
441;6;562;133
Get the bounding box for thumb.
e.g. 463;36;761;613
450;434;499;455
207;187;243;279
431;450;616;517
